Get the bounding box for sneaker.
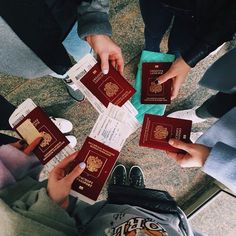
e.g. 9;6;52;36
63;78;85;102
50;72;68;79
110;164;127;186
190;131;203;143
66;135;77;148
50;117;73;134
167;106;206;124
128;165;145;189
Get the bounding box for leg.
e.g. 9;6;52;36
0;95;16;130
108;165;177;213
139;0;173;52
196;92;236;119
52;22;91;102
168;15;197;57
62;22;91;62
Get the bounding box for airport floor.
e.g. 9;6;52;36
1;1;236;235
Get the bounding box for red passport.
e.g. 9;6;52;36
141;62;172;104
69;136;119;204
139;114;192;153
80;63;136;107
14;107;69;164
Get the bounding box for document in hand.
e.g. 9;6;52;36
69;103;140;204
67;54;136;114
8;99;71;164
139;114;192;153
141;62;172;104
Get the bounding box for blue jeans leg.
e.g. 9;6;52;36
139;0;173;52
62;22;91;62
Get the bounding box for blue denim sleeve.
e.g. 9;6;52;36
77;0;112;39
203;142;236;194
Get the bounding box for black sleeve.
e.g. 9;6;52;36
182;2;236;67
0;133;19;146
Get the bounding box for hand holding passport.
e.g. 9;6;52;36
139;114;192;153
141;62;172;104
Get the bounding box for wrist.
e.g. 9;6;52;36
200;147;211;167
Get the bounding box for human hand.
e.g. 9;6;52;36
10;137;43;155
158;57;191;99
86;35;124;75
47;151;86;209
166;139;210;168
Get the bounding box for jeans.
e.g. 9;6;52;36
139;0;197;57
50;22;91;78
63;22;91;62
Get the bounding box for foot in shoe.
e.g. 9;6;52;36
128;165;145;189
167;106;206;124
64;78;85;102
110;164;127;186
50;117;73;134
66;135;77;148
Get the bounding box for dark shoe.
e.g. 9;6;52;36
128;165;145;188
63;77;85;102
110;164;127;186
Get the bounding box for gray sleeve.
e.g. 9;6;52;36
203;142;236;193
77;0;112;39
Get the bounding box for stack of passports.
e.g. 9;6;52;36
139;114;192;153
141;62;172;104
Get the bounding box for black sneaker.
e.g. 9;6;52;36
110;164;127;186
128;165;145;189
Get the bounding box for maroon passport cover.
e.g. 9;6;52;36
70;137;119;203
14;107;69;164
80;63;136;107
141;62;172;104
139;114;192;153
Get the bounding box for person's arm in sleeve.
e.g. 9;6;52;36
77;0;111;39
203;142;236;193
77;0;124;75
10;188;79;236
158;1;236;99
167;140;236;194
181;2;236;67
0;151;86;236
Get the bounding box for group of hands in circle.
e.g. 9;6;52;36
9;34;210;208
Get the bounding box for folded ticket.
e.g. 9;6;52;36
90;103;139;151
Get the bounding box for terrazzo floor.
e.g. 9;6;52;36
1;1;236;230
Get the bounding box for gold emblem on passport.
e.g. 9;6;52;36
40;131;52;147
104;82;119;97
149;81;162;94
153;125;169;139
86;155;103;172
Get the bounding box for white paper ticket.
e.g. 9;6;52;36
9;98;37;128
90;113;128;151
104;103;140;135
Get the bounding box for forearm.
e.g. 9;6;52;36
182;4;236;67
12;188;78;235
